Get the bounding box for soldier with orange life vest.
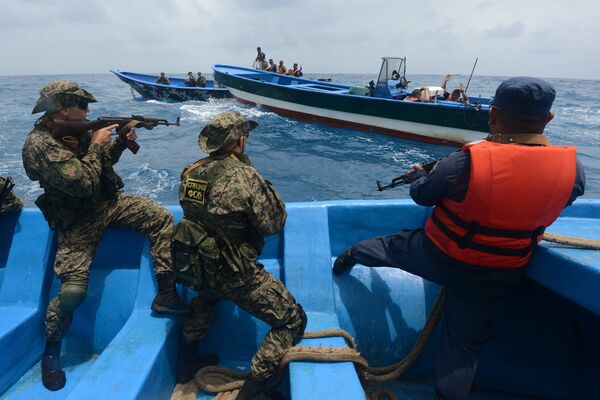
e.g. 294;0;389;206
332;77;585;400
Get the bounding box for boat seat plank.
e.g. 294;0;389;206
65;240;179;400
284;205;365;400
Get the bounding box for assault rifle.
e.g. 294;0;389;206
51;115;181;154
376;160;438;191
0;177;15;208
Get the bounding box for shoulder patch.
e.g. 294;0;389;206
183;177;208;204
58;160;82;180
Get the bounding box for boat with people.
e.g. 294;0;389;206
0;199;599;399
110;69;232;102
213;57;492;146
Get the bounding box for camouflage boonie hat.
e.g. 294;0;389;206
31;80;97;114
199;111;258;153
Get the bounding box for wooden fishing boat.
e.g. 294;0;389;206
213;58;492;146
110;69;231;102
0;199;599;399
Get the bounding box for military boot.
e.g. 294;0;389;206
41;340;65;391
332;247;357;276
176;341;219;383
151;273;192;315
235;376;268;400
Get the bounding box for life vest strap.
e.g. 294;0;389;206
437;202;544;239
431;212;533;258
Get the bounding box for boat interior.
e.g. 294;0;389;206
0;200;599;399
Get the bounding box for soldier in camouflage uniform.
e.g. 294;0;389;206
22;81;191;391
174;111;307;399
0;176;23;214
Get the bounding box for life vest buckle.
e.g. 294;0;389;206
458;221;480;248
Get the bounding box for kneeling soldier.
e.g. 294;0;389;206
174;112;307;399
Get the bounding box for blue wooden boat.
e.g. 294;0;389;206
213;58;492;146
0;200;599;399
110;69;232;102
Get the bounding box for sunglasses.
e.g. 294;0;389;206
76;100;89;110
69;99;88;110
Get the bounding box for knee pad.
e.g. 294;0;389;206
58;283;87;313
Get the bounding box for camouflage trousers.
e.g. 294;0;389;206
45;193;174;341
183;268;306;379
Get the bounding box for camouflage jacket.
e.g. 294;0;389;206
179;153;286;242
176;153;286;289
0;177;23;214
22;122;127;228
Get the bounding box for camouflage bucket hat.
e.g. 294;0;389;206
31;80;97;114
199;111;258;153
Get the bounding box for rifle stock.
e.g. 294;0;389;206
51;115;181;154
376;160;438;191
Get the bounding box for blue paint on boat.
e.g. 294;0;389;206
110;70;231;102
0;200;599;399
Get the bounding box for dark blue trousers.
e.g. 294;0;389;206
350;229;522;400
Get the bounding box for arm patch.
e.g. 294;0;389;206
57;160;83;180
183;178;208;204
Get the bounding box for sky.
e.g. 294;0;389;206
1;0;599;80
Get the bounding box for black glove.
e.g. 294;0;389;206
332;247;356;276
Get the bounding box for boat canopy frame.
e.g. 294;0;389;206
376;57;407;89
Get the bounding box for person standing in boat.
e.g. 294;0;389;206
255;46;267;70
156;72;171;85
173;111;307;398
333;77;585;400
21;81;191;392
0;176;23;214
185;71;197;87
196;72;207;87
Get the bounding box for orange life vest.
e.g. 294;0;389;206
425;141;576;268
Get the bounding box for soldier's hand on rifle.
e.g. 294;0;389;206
125;127;137;141
91;124;118;147
412;163;424;171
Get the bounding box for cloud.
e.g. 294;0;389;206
0;0;599;79
485;21;526;39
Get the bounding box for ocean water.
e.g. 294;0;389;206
1;72;599;206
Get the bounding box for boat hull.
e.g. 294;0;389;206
214;65;490;146
110;69;232;102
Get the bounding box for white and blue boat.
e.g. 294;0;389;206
0;199;599;399
213;58;492;146
110;69;232;102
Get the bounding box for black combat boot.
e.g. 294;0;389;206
176;341;219;383
41;340;66;391
332;247;357;276
151;273;192;315
235;376;268;400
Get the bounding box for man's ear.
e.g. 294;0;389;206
488;107;497;127
546;112;555;123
